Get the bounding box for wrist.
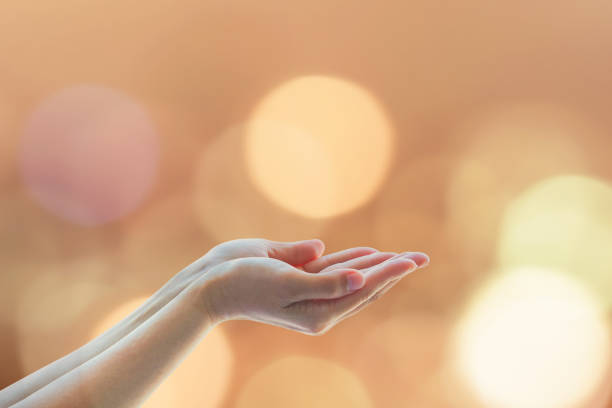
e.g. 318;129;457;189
186;251;216;276
189;263;231;326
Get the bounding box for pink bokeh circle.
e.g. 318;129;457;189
19;85;159;226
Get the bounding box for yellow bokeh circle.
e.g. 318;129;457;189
235;355;373;408
452;267;610;408
446;103;590;273
91;297;233;408
497;174;612;306
245;75;394;219
193;125;325;242
16;257;113;374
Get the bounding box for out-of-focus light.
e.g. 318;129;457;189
120;193;213;292
452;267;611;408
245;75;394;219
401;375;453;408
19;85;159;226
16;257;112;373
91;297;233;408
0;192;62;267
373;154;449;252
0;97;17;185
447;104;590;272
497;174;612;307
370;152;470;309
194;124;325;242
355;313;448;407
142;102;205;190
236;355;373;408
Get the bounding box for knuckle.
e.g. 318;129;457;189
331;276;347;296
332;273;350;295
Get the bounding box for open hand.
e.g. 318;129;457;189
199;243;429;335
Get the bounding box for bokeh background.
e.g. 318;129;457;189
1;0;612;407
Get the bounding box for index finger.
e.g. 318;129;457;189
319;257;418;314
302;247;378;273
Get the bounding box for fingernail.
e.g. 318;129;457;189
401;252;430;267
393;257;418;272
347;271;365;291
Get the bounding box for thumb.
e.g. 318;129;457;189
288;269;365;301
266;239;325;266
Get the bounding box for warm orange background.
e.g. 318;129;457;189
1;1;611;407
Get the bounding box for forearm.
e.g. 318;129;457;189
0;257;212;407
9;276;217;408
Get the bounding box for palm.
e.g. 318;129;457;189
172;239;380;304
197;238;429;334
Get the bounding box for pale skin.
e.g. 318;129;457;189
0;238;429;408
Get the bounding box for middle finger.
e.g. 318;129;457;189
318;251;397;274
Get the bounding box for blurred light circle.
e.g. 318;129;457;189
447;104;590;272
0;97;18;185
245;75;394;219
452;267;611;408
194;124;325;242
355;314;448;407
497;174;612;306
373;153;450;251
91;297;233;408
16;257;112;373
236;355;373;408
0;192;62;270
400;372;454;408
369;152;470;309
19;85;159;226
120;193;213;292
143;102;204;190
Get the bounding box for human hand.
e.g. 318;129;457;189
163;238;393;325
178;238;377;292
199;249;429;334
160;238;325;297
200;238;379;270
0;238;427;408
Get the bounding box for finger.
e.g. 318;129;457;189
334;276;401;323
286;268;366;301
319;251;396;274
403;252;429;268
266;239;325;266
360;252;429;276
302;247;378;273
334;255;429;322
320;257;417;313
